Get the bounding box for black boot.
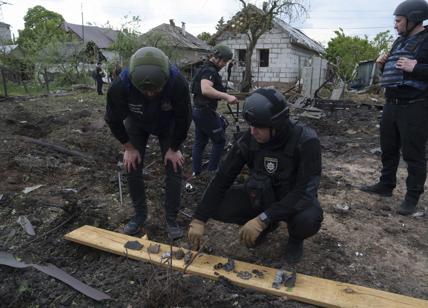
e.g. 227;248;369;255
123;215;146;235
397;197;418;216
360;182;393;197
165;218;183;241
285;237;304;264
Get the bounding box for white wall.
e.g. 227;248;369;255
217;25;322;86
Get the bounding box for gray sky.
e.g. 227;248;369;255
1;0;410;46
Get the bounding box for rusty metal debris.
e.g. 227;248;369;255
237;271;252;280
252;269;264;278
183;251;193;265
124;240;144;250
147;243;160;254
213;258;235;272
272;269;297;289
174;248;185;260
284;271;297;288
272;270;286;289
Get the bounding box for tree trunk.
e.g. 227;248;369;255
241;39;257;93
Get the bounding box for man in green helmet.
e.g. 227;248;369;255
105;47;191;239
191;44;238;177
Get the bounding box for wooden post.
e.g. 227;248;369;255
44;67;50;94
1;69;7;97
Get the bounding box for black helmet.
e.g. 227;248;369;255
129;47;170;92
212;44;233;61
394;0;428;23
243;88;289;129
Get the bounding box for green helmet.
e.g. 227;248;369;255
129;47;170;92
394;0;428;23
212;44;233;61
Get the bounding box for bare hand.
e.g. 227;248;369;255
396;57;417;72
123;143;141;172
376;53;389;65
226;94;238;104
164;148;184;173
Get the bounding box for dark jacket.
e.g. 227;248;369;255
191;61;226;110
105;66;191;151
194;120;322;222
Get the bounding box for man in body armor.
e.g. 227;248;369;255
188;88;323;264
191;45;238;176
105;47;191;239
361;0;428;215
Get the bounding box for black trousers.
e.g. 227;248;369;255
96;79;103;95
379;102;428;201
210;185;323;241
124;118;182;222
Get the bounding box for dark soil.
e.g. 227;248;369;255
0;90;426;307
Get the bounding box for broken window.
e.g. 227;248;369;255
238;49;246;66
259;49;269;67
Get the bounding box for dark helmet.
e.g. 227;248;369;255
394;0;428;23
129;47;170;92
212;44;233;61
243;88;289;129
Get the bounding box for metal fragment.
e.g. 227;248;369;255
252;269;264;278
237;271;252;280
183;251;193;265
160;252;171;262
147;243;160;254
284;271;297;288
214;263;223;270
124;240;144;250
272;270;286;289
223;258;235;272
174;248;185;260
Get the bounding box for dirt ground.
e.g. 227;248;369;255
0;89;427;307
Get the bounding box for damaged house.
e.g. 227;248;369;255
213;5;327;90
139;19;212;80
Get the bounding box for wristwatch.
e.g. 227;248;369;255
258;212;271;225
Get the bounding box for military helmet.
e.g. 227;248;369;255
212;45;233;61
129;47;170;92
243;88;289;129
394;0;428;22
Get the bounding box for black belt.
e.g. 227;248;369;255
386;98;428;105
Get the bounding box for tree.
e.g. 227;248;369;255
110;15;143;65
216;17;226;32
325;29;393;80
17;6;65;54
197;32;212;43
227;1;308;92
370;30;394;54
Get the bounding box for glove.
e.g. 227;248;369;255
188;219;205;250
239;216;267;247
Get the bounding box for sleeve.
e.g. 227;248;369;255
104;81;130;144
169;75;192;151
264;137;322;222
193;137;248;222
412;38;428;78
200;67;217;82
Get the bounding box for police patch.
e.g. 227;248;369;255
264;157;278;174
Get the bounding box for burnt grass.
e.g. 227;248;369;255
0;90;427;307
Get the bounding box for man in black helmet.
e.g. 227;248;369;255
191;44;238;176
105;47;191;239
187;88;323;264
361;0;428;215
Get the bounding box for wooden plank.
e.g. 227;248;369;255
64;225;428;308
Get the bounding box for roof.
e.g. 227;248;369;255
274;19;324;54
141;23;211;51
0;22;10;28
213;4;324;55
63;22;119;49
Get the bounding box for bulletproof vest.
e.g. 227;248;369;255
191;61;225;110
380;30;428;90
119;65;179;135
240;123;304;210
